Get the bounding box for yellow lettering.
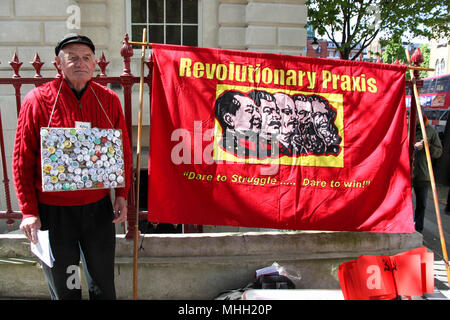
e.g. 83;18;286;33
179;57;192;77
340;75;351;91
360;74;366;91
248;65;255;83
274;69;285;85
179;58;379;94
286;69;297;86
205;63;216;79
262;67;273;84
367;78;377;93
216;64;227;81
228;62;235;81
298;70;306;87
352;76;361;91
193;61;204;78
307;71;316;89
332;73;339;90
254;64;261;83
322;70;331;89
302;178;327;187
235;65;247;82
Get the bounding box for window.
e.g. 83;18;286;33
435;59;446;76
130;0;198;46
420;78;435;94
436;75;450;93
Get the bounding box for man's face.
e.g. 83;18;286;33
295;99;313;127
311;100;331;138
274;93;297;136
259;98;281;138
55;43;96;89
233;95;261;135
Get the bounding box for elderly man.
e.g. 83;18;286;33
12;34;131;300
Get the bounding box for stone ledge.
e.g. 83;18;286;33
116;231;423;258
0;231;423;299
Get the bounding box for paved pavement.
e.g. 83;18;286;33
418;184;450;298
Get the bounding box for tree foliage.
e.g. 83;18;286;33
380;36;406;64
306;0;450;60
417;44;430;78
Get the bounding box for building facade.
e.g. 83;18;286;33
306;38;369;61
429;38;449;76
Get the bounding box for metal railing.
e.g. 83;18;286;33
0;34;149;238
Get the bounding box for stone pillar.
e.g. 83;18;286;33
217;0;307;56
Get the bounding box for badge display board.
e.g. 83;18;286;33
40;127;125;192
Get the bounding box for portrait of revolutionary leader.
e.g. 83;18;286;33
215;90;261;157
215;89;341;160
247;90;281;158
309;95;341;154
291;94;341;155
273;92;298;156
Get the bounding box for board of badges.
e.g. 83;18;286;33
40;127;125;192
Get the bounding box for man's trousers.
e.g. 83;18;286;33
38;196;116;300
413;185;429;234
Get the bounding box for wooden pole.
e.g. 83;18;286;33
133;28;147;300
406;65;435;72
406;49;450;287
128;40;153;47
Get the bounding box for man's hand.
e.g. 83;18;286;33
415;140;424;151
113;196;128;223
20;216;41;243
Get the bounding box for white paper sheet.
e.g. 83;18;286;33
30;230;54;268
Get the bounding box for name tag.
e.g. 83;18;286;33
75;121;91;129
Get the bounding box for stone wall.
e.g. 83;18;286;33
217;0;307;55
0;231;423;299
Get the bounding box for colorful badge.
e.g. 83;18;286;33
40;127;125;192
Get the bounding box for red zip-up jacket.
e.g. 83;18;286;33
13;78;132;219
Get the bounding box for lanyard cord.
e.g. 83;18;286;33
46;80;114;128
47;80;64;127
90;85;114;128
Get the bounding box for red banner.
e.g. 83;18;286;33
148;43;414;232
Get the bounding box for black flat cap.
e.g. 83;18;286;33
55;33;95;56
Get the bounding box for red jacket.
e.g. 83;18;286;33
13;78;132;219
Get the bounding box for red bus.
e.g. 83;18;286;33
406;73;450;137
